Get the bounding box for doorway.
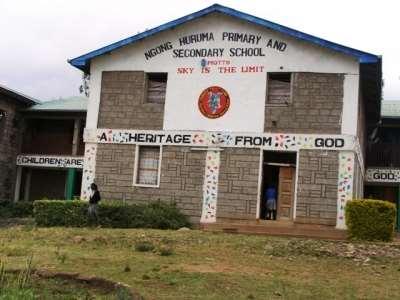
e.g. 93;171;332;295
260;151;297;220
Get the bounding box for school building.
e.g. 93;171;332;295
4;4;398;235
66;3;383;231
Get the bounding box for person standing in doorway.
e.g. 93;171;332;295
264;185;277;220
88;183;101;225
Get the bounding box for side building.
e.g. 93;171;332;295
0;85;38;200
365;100;400;230
14;97;87;201
69;4;382;229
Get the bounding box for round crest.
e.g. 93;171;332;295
198;86;230;119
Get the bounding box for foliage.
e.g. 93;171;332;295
33;200;191;229
0;201;33;218
159;245;174;256
134;241;155;252
345;199;396;241
0;256;120;299
0;256;34;299
33;200;88;227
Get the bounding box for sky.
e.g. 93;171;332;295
0;0;399;101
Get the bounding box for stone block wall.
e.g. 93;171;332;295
98;71;164;129
264;73;344;133
0;96;23;200
352;156;363;199
217;148;260;219
296;149;338;225
95;144;205;222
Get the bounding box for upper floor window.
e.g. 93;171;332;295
146;73;167;104
267;73;292;106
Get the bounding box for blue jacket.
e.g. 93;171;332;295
265;187;276;200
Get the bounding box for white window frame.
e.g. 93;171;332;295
133;145;162;188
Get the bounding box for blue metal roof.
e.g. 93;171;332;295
68;3;380;72
27;96;87;112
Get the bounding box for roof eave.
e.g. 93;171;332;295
0;85;39;106
68;3;380;72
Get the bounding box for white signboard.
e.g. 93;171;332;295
16;155;84;169
85;128;356;151
365;168;400;183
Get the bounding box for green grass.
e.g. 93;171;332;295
1;225;400;299
0;274;122;299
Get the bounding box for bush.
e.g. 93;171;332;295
0;200;34;218
159;245;174;256
33;200;89;227
33;200;191;229
134;241;155;252
345;199;396;241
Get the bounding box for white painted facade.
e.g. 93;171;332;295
80;12;369;228
87;14;360;134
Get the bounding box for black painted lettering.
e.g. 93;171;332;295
315;138;324;147
165;135;173;143
137;134;145;143
182;135;191;144
235;136;244;145
243;136;253;146
173;135;182;143
335;138;345;148
99;133;107;142
263;137;272;146
128;133;137;142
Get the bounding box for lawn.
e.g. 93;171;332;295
1;224;400;299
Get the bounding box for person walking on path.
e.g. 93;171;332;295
88;183;101;225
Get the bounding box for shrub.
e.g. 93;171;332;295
0;200;34;218
345;199;396;241
159;245;174;256
134;241;155;252
33;200;191;229
33;200;88;227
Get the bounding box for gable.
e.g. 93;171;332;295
85;13;363;133
69;4;379;73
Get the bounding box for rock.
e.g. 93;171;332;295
177;227;191;231
72;236;86;243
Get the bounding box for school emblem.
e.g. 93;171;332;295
198;86;230;119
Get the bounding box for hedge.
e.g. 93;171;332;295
0;200;34;218
33;200;191;229
345;199;396;241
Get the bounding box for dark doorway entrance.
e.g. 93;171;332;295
260;151;297;220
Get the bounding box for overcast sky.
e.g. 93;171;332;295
0;0;398;101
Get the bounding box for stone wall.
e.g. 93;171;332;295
217;148;260;219
0;96;23;200
357;92;367;159
264;73;344;133
296;149;338;225
97;71;164;130
95;144;205;222
352;156;363;199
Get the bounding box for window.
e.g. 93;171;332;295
133;146;162;187
146;73;167;103
267;73;292;106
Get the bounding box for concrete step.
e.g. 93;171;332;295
201;221;347;240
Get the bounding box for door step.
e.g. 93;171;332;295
202;222;347;240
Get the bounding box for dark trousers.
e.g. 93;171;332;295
266;209;277;220
88;203;99;224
